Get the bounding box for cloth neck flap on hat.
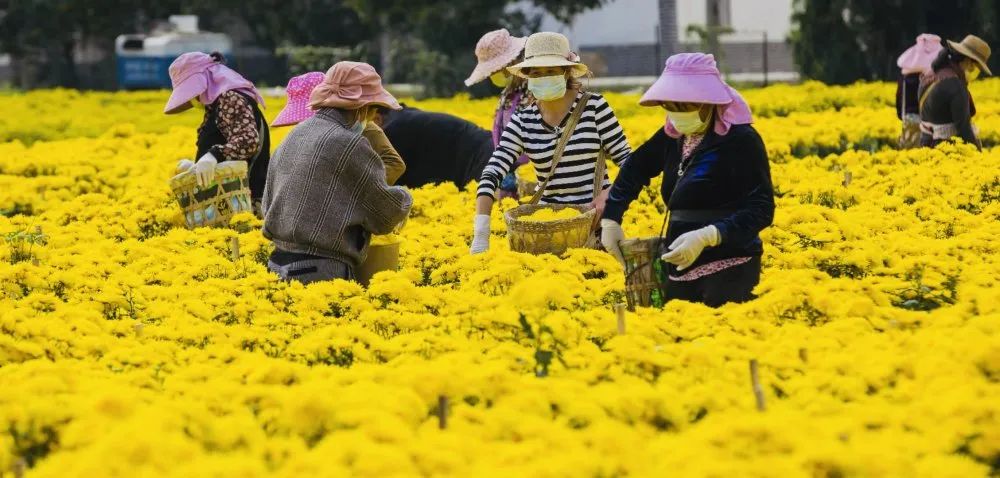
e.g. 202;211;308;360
663;85;752;138
198;63;265;108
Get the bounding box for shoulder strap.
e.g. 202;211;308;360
592;147;606;200
530;92;592;205
919;80;938;111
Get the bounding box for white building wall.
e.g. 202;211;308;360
676;0;793;43
531;0;660;47
525;0;793;47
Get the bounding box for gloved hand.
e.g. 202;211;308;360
660;225;720;271
600;219;625;266
470;214;491;254
393;212;409;234
176;159;195;173
194;152;219;188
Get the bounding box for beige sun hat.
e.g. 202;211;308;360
507;32;588;79
465;29;527;87
948;34;992;76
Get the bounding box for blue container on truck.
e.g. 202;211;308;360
115;16;231;89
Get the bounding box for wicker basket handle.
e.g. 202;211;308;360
530;92;593;205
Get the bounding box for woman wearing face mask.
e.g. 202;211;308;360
470;32;632;254
260;62;413;284
919;35;992;150
465;29;531;199
165;52;270;213
600;53;774;307
272;71;406;185
896;34;942;149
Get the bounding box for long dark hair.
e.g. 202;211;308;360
930;47;970;82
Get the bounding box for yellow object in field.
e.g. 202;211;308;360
370;234;401;246
520;207;582;222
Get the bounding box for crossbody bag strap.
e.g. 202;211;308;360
919;80;938;112
530;92;593;205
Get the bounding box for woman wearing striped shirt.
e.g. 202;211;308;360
470;32;632;254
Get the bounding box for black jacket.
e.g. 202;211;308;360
603;124;775;274
919;74;979;149
381;106;494;188
896;73;921;118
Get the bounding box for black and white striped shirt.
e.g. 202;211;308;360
478;91;632;204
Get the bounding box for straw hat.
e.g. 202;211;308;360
465;29;527;86
507;32;588;79
948;34;992;76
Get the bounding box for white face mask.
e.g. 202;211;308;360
490;71;510;88
668;110;709;135
527;75;567;101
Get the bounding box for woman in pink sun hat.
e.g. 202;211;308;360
896;34;943;149
260;61;412;284
601;52;774;308
465;28;531;199
272;71;405;184
165;52;270;211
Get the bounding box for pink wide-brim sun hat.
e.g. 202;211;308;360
309;61;401;111
164;52;217;114
272;72;325;127
465;29;527;86
640;53;732;106
897;34;943;75
164;51;264;114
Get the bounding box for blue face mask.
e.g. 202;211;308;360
528;75;567;101
350;120;366;134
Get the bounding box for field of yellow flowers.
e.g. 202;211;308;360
1;80;999;477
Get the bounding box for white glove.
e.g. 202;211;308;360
600;219;625;266
194;152;218;187
470;214;491;254
660;225;720;271
176;159;195;173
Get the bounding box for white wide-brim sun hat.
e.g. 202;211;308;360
507;32;588;79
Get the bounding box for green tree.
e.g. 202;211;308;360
791;0;999;84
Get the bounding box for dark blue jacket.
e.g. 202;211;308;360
603;124;774;274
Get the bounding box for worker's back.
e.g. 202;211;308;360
381;106;494;188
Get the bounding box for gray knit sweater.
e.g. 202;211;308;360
261;108;413;269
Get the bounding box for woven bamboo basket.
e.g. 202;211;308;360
504;204;596;255
358;240;400;286
517;177;538;199
620;237;667;310
169;161;253;229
